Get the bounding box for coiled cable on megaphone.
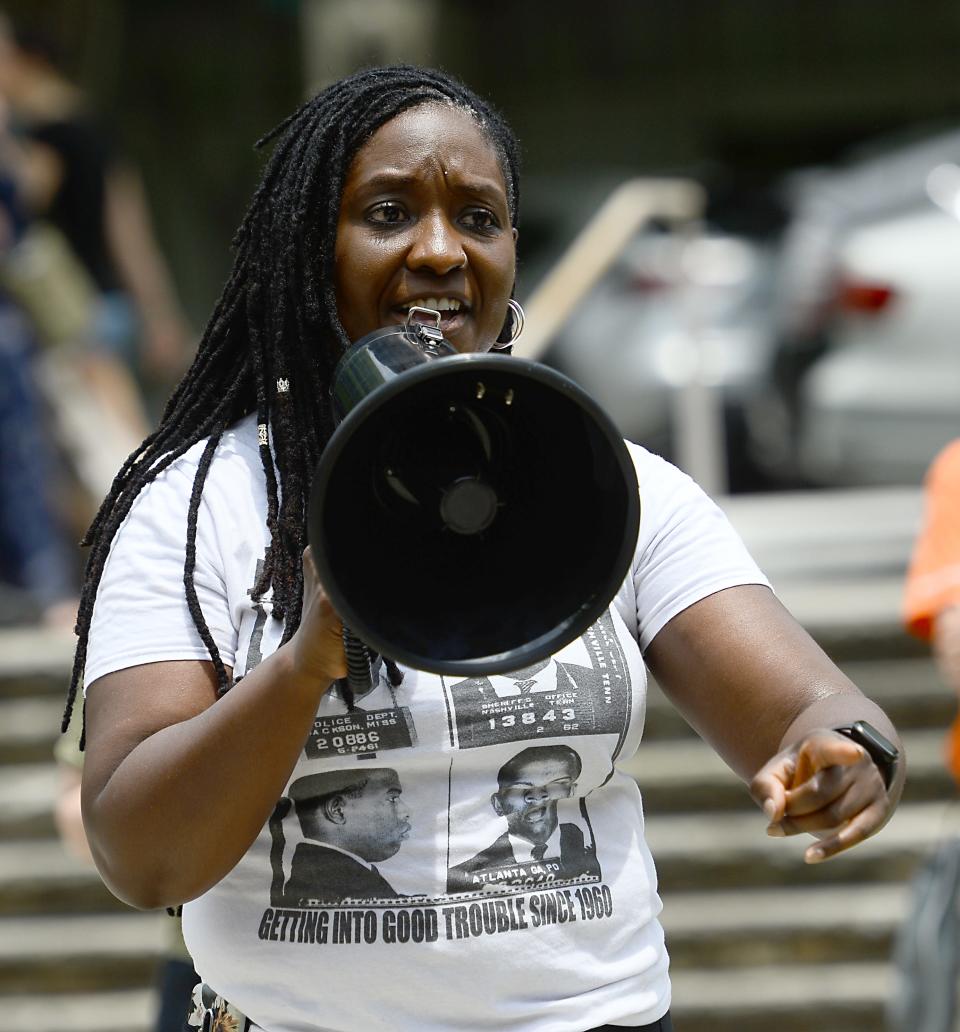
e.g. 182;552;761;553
337;626;404;710
338;626;373;710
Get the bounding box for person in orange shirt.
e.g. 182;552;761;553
904;439;960;782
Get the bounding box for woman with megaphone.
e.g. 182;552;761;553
64;67;902;1032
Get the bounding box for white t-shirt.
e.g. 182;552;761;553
85;413;768;1032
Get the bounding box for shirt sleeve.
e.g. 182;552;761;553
903;440;960;641
624;445;769;652
83;449;239;689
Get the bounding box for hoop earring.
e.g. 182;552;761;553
492;298;525;353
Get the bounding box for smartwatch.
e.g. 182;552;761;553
833;720;899;790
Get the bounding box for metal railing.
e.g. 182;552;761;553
515;177;736;496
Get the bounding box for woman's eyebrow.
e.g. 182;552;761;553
356;171;420;193
449;174;506;197
356;169;505;198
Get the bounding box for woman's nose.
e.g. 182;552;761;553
406;212;466;274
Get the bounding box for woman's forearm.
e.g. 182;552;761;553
82;644;332;910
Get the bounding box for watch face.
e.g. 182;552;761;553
839;721;898;789
851;721;898;760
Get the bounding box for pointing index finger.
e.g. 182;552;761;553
750;753;797;823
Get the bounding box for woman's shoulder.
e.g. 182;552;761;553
161;413;263;480
129;414;267;522
623;439;750;559
214;412;266;470
624;439;674;476
623;439;702;504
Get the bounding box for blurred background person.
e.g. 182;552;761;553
892;440;960;1032
0;11;192;390
904;440;960;784
0;9;194;546
0;11;192;400
0;145;77;627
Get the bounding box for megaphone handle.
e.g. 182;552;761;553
338;625;374;711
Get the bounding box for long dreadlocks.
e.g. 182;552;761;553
63;65;521;738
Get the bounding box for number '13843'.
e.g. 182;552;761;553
487;708;575;730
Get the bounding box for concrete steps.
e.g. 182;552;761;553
647;798;946;892
0;629;164;1032
0;628;76;682
0;839;128;915
0;557;954;1032
0;763;58;837
2;988;155;1032
642;653;953;739
639;637;953;1028
0;697;66;765
662;884;911;1029
670;962;892;1032
661;883;907;967
0;912;165;992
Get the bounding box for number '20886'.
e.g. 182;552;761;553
311;731;381;750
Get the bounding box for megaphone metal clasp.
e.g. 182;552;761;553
330;309;456;423
404;306;445;343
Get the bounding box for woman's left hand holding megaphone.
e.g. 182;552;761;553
288;546;348;689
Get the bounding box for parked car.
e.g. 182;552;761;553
753;126;960;487
543;224;782;492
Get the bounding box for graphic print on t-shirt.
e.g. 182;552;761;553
447;610;631;753
272;766;412;907
257;611;635;951
305;702;418;760
239;562;421;763
446;743;601;894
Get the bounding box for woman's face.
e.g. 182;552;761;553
334;102;517;354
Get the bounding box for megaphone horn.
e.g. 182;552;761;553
308;310;640;678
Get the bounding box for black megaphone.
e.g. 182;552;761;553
307;313;640;676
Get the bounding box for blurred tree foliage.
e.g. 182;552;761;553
2;0;960;323
1;0;301;327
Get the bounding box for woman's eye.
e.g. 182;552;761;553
367;203;407;225
462;208;500;233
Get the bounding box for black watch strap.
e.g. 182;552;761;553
833;720;899;790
